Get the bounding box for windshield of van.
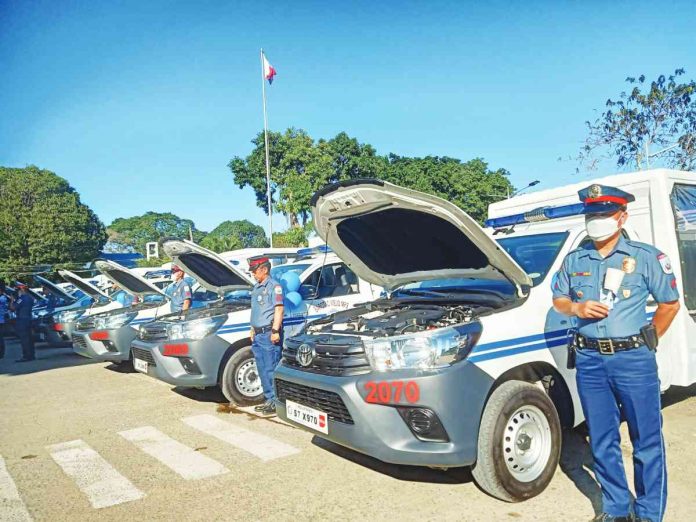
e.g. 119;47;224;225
497;232;568;287
271;263;311;280
394;231;568;297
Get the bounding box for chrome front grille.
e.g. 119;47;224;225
138;323;168;341
283;334;370;376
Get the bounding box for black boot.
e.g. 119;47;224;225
254;400;272;412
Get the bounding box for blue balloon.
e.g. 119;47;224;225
284;291;303;309
280;271;301;293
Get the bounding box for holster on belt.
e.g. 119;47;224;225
640;324;659;351
566;329;578;369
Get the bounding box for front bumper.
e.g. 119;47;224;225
129;335;230;387
274;361;494;468
40;321;75;346
72;326;137;362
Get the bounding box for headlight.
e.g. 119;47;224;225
93;312;138;329
167;315;226;340
54;309;85;324
363;322;482;371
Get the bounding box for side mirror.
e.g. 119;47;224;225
300;285;318;300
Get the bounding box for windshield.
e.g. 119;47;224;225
395;232;568;295
271;263;311;280
496;232;568;287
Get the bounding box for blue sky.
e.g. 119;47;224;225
1;0;695;233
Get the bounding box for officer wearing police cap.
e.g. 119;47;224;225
553;184;680;522
165;265;192;313
248;256;284;415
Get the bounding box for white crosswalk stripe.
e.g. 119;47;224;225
47;440;145;509
119;426;229;480
0;455;32;521
182;414;300;461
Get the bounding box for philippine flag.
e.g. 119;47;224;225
262;52;276;84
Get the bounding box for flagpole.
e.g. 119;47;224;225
260;48;274;247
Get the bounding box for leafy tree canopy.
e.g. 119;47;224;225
107;212;206;255
230;130;512;226
0;166;107;278
580;68;696;171
199;219;269;253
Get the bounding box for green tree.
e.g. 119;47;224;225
580;69;696;171
381;156;513;223
229;129;385;228
107;212;206;255
200;219;268;253
272;227;308;247
0;166;107;279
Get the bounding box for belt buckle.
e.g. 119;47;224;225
598;339;614;355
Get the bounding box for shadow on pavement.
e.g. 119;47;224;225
104;362;136;374
172;386;227;403
661;382;696;408
311;436;474;485
0;340;99;376
559;428;603;516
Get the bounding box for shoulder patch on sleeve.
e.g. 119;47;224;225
657;253;673;274
274;286;283;294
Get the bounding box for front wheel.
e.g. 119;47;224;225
220;345;264;405
471;380;561;502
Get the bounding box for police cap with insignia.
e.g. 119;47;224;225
248;256;271;272
578;184;635;215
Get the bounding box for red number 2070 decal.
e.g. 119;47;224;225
364;381;420;404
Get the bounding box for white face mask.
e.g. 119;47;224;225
585;213;623;241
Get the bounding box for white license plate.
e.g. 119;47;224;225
285;399;328;434
133;358;148;373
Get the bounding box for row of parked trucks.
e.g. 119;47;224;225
31;169;696;502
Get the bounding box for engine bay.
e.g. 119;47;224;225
308;303;476;338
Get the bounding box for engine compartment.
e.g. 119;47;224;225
308;303;475;338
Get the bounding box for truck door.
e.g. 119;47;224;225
301;263;365;316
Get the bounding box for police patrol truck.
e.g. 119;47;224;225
130;240;382;405
273;170;696;502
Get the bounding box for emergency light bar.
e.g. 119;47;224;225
485;202;618;229
296;245;332;257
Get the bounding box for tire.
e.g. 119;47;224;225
220;345;264;405
471;380;561;502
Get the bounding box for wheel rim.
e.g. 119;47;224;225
502;404;552;482
235;359;262;398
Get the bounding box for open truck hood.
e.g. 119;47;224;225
94;259;167;299
311;179;533;294
58;269;110;300
162;239;253;294
33;275;77;304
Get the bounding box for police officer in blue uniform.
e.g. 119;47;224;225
112;284;135;308
12;283;36;362
553;185;681;522
0;281;9;359
41;285;58;313
165;265;192;313
248;256;284;415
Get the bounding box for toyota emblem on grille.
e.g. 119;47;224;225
297;343;315;367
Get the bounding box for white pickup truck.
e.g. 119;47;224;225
273;169;696;502
130;241;383;405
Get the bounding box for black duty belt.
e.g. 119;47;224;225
253;325;273;334
575;333;644;355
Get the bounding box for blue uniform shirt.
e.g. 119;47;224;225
250;277;284;329
45;294;57;313
0;294;8;324
114;291;134;308
14;294;35;323
553;236;680;338
166;280;192;312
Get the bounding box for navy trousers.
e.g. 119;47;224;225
251;332;282;401
576;345;666;521
15;321;35;360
